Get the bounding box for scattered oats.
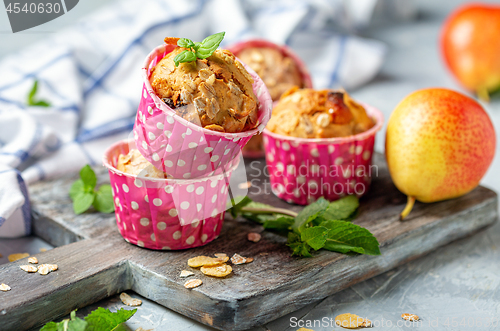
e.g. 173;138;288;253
20;265;37;273
180;270;194;278
188;255;229;268
214;253;227;259
0;283;11;291
238;181;252;189
184;278;203;289
120;292;142;306
47;264;58;272
28;257;38;264
259;252;269;256
135;328;154;331
247;232;261;243
37;264;51;275
8;253;29;262
230;253;253;265
335;313;366;329
361;318;372;327
296;328;314;331
39;248;48;252
401;313;420;321
200;263;232;277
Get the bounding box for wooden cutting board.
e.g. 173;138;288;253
0;154;497;331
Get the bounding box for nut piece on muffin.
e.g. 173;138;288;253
236;46;305;101
266;88;374;138
117;149;170;178
149;37;259;133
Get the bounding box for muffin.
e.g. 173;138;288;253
117;149;170;179
149;44;259;133
236;47;305;101
134;36;272;179
228;39;313;158
267;88;374;138
263;89;383;205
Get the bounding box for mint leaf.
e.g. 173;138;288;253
80;165;97;190
287;232;312;257
27;80;51;107
85;307;137;331
40;310;87;331
321;195;359;221
195;32;225;59
300;226;328;250
73;191;95;215
40;321;58;331
93;184;115;213
173;50;197;66
227;196;253;218
177;38;195;48
263;217;294;231
292;197;329;233
321;220;381;255
69;179;84;200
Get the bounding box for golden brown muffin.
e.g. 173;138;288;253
149;47;259;133
117;149;170;178
236;47;304;101
266;88;374;138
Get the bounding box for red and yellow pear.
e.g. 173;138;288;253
385;88;496;220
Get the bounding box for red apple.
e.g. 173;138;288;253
441;3;500;101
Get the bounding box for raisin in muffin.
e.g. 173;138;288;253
149;44;259;133
266;88;374;139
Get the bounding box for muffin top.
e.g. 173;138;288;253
236;47;304;101
150;45;259;133
117;149;170;178
266;88;374;139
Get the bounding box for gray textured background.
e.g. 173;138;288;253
1;0;500;330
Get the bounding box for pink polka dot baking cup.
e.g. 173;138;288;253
263;105;383;205
134;44;273;179
103;140;240;250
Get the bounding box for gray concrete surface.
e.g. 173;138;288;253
1;0;500;330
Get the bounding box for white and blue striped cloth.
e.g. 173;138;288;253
0;0;386;237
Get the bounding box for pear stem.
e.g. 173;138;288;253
477;87;490;103
400;196;416;221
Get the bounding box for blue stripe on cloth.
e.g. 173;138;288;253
0;217;5;227
327;35;347;88
78;144;96;166
34;164;46;181
76;117;135;143
0;150;29;162
0;52;72;92
83;0;207;97
16;171;31;235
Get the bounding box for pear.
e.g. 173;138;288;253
385;88;496;220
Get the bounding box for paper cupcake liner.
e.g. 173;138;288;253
103;140;240;250
228;39;314;158
134;44;273;179
262;105;384;205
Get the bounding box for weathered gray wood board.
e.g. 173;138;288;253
0;154;497;331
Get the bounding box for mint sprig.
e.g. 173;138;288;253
27;80;51;107
69;165;115;215
40;308;136;331
173;32;225;67
228;196;380;257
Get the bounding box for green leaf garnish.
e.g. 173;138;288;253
69;165;115;215
27;79;51;107
228;195;380;258
195;32;226;59
85;307;137;331
173;50;197;67
177;38;195;48
40;310;88;331
172;32;225;66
